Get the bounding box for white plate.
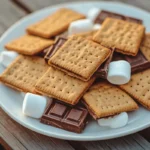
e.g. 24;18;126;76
0;1;150;141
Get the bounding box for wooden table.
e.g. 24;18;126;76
0;0;150;149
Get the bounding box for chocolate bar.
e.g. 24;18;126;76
37;47;51;57
41;100;88;133
95;10;143;24
44;37;67;62
96;49;150;79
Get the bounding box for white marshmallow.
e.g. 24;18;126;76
93;24;101;30
0;51;18;67
87;8;100;22
98;112;128;128
68;19;93;36
22;93;49;119
107;60;131;85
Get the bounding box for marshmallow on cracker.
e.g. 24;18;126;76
0;51;18;67
87;8;100;22
68;19;93;35
98;112;128;128
93;24;101;30
107;60;131;85
22;93;51;119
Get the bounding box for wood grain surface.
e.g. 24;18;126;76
0;0;150;150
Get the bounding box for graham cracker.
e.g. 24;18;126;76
140;33;150;61
35;66;95;105
140;46;150;61
71;30;98;39
93;18;145;56
83;82;138;119
141;33;150;47
0;55;49;93
27;8;85;38
120;69;150;110
5;35;54;55
49;36;111;81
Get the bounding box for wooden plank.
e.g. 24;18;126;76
0;109;74;150
18;0;150;12
0;124;26;150
0;0;26;35
140;128;150;142
71;134;150;150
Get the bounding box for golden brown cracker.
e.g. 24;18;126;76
0;55;49;93
35;66;95;105
93;18;145;56
27;8;85;38
71;30;98;39
120;69;150;110
140;46;150;61
5;35;54;55
49;36;111;81
83;82;138;119
141;33;150;48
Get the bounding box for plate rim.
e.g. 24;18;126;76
0;1;150;141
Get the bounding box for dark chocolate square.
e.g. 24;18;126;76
50;103;67;117
41;101;88;133
66;108;83;122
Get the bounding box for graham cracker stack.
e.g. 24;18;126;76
49;36;111;81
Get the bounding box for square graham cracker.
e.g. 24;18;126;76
49;36;111;81
141;33;150;61
35;66;95;105
27;8;85;38
93;18;145;56
0;55;49;93
120;69;150;110
5;35;54;55
140;46;150;61
141;33;150;48
83;82;138;119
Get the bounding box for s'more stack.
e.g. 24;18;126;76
0;8;150;133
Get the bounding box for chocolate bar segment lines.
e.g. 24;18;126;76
41;100;88;133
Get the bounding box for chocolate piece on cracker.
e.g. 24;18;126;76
0;55;49;93
35;66;95;105
44;37;67;63
27;8;85;38
95;10;143;24
83;82;138;119
41;99;88;133
96;49;150;79
5;35;54;55
49;36;111;81
120;69;150;110
93;18;145;56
